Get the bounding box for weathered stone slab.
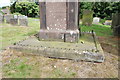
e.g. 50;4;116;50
10;19;18;26
4;15;14;24
93;17;100;24
0;15;4;23
19;19;28;26
10;33;104;62
82;10;93;26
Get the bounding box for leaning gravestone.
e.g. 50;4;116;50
39;1;79;42
18;15;28;26
0;14;4;23
112;13;120;37
82;10;93;26
93;17;100;24
4;14;14;24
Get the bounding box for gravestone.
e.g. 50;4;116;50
104;20;112;25
14;15;18;19
4;14;14;23
93;17;100;24
18;15;28;26
39;1;79;42
112;13;120;36
19;19;28;26
82;10;93;26
10;19;18;26
0;14;4;23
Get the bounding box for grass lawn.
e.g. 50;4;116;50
0;20;112;50
0;18;40;50
1;19;118;78
80;24;112;37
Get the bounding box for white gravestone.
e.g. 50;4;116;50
14;15;18;19
93;17;100;24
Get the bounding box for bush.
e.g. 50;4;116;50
100;19;106;24
10;2;39;17
13;12;22;15
79;2;120;20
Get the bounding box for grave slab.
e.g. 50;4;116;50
10;33;104;62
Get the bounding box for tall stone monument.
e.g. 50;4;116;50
39;1;79;42
112;13;120;37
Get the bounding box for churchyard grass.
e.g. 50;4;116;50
1;18;116;78
0;18;40;50
81;24;112;37
0;22;112;50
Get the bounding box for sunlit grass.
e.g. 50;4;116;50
0;18;40;50
80;24;113;37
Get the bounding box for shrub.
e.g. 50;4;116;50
10;2;39;17
79;2;120;20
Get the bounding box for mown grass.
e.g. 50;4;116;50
0;20;113;50
0;18;40;50
1;18;114;78
80;24;112;37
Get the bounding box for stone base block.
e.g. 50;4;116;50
39;30;79;43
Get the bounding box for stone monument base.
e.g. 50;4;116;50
39;30;79;43
10;32;104;62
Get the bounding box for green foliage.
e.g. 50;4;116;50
10;2;39;17
13;12;22;15
79;2;120;20
100;19;106;24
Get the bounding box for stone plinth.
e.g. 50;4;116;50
39;1;79;43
